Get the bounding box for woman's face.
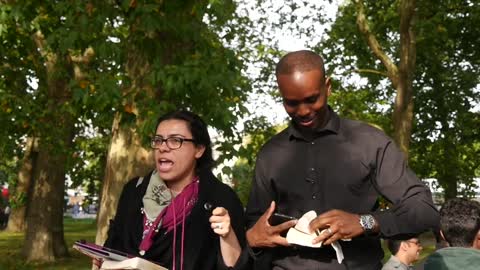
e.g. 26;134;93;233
154;119;205;185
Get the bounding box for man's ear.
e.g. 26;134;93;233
440;230;447;242
325;76;332;97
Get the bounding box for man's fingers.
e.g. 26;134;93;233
272;235;290;247
271;219;297;233
323;231;342;246
309;216;334;232
312;228;330;244
264;201;276;220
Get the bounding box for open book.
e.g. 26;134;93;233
73;241;168;270
101;257;168;270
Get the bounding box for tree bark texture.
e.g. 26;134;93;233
23;138;72;261
7;137;38;232
95;112;154;245
22;31;75;262
393;0;416;155
355;0;417;156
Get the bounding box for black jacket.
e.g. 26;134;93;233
104;169;249;270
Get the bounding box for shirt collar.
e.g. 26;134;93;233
390;255;412;269
287;106;340;141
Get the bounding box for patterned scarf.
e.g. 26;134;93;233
139;171;199;258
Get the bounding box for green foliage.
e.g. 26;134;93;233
321;0;480;198
409;0;480;198
231;116;286;205
0;0;258;203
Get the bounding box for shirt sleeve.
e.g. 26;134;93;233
245;154;275;229
244;153;275;264
371;141;440;237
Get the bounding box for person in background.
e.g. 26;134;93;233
103;110;249;270
245;50;439;269
424;198;480;270
382;236;422;270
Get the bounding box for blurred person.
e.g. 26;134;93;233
382;236;422;270
424;198;480;270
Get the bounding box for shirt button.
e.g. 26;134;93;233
310;168;315;171
312;194;316;199
311;142;315;145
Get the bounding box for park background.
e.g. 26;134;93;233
0;0;479;269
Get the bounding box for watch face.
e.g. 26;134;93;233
361;215;375;230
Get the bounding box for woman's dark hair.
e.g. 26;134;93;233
155;110;215;173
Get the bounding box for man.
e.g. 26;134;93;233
424;198;480;270
382;236;422;270
245;50;439;269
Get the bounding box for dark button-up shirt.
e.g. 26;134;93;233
246;109;439;270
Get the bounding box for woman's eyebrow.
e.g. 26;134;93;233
155;133;186;137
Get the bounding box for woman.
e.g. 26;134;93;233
104;110;248;270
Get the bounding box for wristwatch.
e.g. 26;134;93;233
359;214;376;235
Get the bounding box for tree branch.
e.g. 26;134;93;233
354;0;398;87
344;68;389;77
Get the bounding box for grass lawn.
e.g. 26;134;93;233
0;217;436;269
0;217;96;270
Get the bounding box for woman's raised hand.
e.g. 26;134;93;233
209;207;232;238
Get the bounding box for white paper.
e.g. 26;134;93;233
285;210;346;264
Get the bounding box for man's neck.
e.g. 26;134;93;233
395;254;412;266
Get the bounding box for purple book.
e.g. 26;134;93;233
73;240;132;261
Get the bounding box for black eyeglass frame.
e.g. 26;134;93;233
150;136;196;150
405;240;422;246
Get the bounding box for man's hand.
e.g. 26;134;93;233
309;209;367;245
246;201;297;248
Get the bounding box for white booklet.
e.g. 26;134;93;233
101;257;168;270
285;210;346;264
286;210;323;248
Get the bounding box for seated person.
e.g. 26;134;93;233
382;235;422;270
424;198;480;270
103;110;248;270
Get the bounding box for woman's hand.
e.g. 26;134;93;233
209;207;233;238
92;258;103;270
209;206;241;267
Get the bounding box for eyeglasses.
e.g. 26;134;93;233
406;240;421;246
151;136;195;150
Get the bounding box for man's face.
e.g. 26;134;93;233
277;69;331;130
404;238;422;263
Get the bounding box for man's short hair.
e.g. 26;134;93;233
386;235;420;255
275;50;326;79
387;239;403;255
440;198;480;247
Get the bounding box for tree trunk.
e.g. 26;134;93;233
356;0;417;156
23;138;71;261
22;31;73;262
22;100;74;261
442;179;458;200
95;112;154;245
392;0;416;156
7;137;38;232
